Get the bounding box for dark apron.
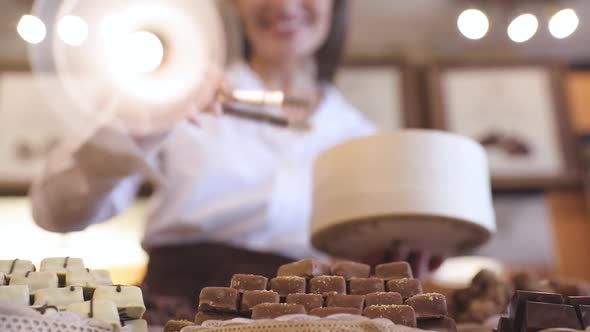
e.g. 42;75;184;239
140;242;293;325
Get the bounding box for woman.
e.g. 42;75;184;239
30;0;435;323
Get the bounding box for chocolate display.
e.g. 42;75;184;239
364;305;417;327
230;274;268;293
286;293;323;312
349;277;385;295
251;303;306;319
309;275;346;295
270;276;306;297
331;261;370;279
185;258;454;329
407;293;448;318
366;292;403;306
386;278;423;299
198;287;239;313
240;290;280;314
0;257;146;332
326;293;365;309
277;258;330;278
310;306;362;317
375;262;413;280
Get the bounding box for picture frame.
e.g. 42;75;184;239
428;61;579;190
335;59;422;130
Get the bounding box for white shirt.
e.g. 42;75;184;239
30;63;375;259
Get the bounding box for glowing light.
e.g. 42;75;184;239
17;15;46;44
507;13;539;43
100;14;128;40
457;9;489;40
108;31;164;74
549;8;579;39
431;256;506;289
57;15;88;46
232;90;284;106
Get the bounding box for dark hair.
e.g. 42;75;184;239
241;0;350;83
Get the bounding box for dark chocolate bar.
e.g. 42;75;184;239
230;274;268;293
521;301;581;331
309;276;346;296
349;278;384;295
326;293;365;310
270;276;306;297
375;262;413;280
277;259;329;278
366;292;403;306
508;290;564;329
240;290;280;314
331;261;370;280
286;293;323;312
309;306;362;317
198;287;239;313
386;278;423;299
251;303;306;319
579;305;590;328
364;305;417;327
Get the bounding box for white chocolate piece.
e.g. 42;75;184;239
40;257;85;274
34;286;84;309
0;260;35;275
0;273;5;285
66;299;121;329
0;285;30;306
66;269;112;287
93;285;145;319
9;271;59;293
122;319;148;332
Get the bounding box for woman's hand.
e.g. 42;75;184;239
363;242;445;280
110;65;231;137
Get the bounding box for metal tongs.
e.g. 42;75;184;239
219;89;312;131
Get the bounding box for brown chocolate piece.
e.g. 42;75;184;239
230;274;268;293
579;305;590;328
366;292;403;306
310;276;346;296
270;276;306;297
508;290;563;330
286;293;323;312
194;312;240;325
241;290;280;314
375;262;413;280
326;294;365;310
349;278;384;295
164;320;196;332
198;287;239;313
567;296;590;327
364;305;417;327
251;303;306;319
309;306;362;317
417;316;457;332
521;301;581;331
331;261;370;280
386;278;423;299
406;293;448;318
277;259;329;278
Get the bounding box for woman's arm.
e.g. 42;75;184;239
30;126;165;233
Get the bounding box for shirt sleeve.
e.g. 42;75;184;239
30;125;166;233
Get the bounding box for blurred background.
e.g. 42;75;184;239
0;0;589;290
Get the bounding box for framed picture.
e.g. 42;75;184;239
0;71;66;195
335;59;422;130
428;62;579;189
